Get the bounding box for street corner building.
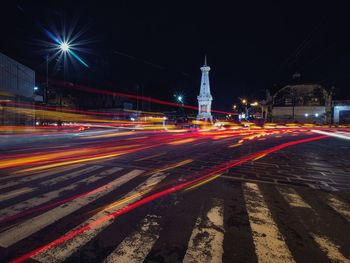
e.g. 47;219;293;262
197;56;213;123
0;52;36;126
270;84;333;124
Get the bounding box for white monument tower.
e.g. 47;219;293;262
197;56;213;122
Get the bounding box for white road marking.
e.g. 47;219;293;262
327;195;350;222
38;165;103;186
277;187;312;208
312;234;350;263
243;182;295;263
0;167;122;219
0;165;102;203
103;214;162;263
0;187;34;202
183;199;224;263
0;169;143;248
33;172;166;263
0;164;84;187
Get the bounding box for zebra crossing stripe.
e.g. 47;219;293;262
32;172;166;263
38;165;104;186
0;187;33;202
103;214;162;263
0;167;122;221
277;187;312;208
243;182;295;263
278;186;350;262
183;199;224;263
0;169;144;248
312;234;350;263
0;164;85;186
327;195;350;222
0;165;103;203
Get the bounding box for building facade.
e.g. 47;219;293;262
197;56;213;122
0;52;35;125
333;100;350;124
271;84;332;124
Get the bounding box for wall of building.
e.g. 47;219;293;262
333;106;350;124
272;106;326;123
0;53;35;98
0;52;35;125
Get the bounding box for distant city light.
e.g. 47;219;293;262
305;113;309;117
250;101;258;106
233;104;237;110
59;42;70;52
315;113;319;117
130;117;135;121
34;86;39;91
242;99;247;104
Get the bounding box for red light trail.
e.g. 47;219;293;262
9;135;327;263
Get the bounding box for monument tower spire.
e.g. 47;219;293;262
197;55;213;122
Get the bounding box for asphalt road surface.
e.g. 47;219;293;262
0;128;350;263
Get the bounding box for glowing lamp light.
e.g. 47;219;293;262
304;113;309;117
315;113;319;117
33;86;39;91
177;96;183;103
59;42;70;52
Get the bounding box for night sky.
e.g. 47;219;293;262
1;1;349;111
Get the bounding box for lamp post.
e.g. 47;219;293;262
241;99;248;120
59;42;70;113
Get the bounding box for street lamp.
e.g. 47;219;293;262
241;99;248;120
177;96;183;103
59;42;70;52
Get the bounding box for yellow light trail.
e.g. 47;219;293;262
252;153;267;161
134;152;167;162
82;131;137;139
13;150;132;174
150;159;193;174
4;144;141;171
228;143;242;148
167;138;196;145
185;174;222;191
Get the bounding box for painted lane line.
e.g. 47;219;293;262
0;169;144;248
0;167;122;220
183;199;224;263
33;172;165;263
244;183;295;263
103;214;162;263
